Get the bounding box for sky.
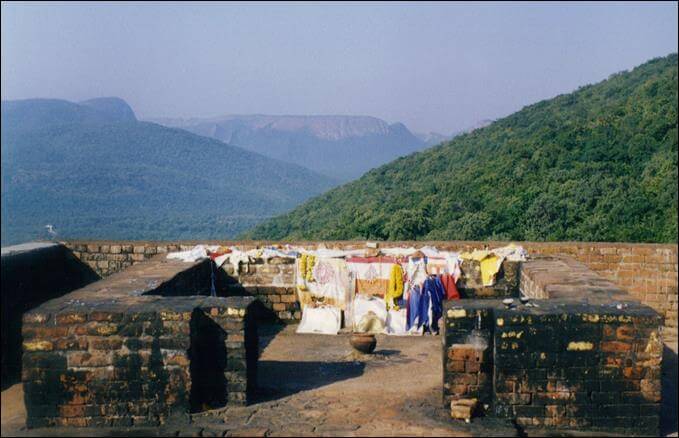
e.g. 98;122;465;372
1;1;677;134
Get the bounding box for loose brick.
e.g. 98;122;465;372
600;341;632;353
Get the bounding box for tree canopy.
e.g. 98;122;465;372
244;54;678;243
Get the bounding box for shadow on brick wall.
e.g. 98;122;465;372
213;268;282;323
189;309;228;412
1;245;100;390
661;345;678;436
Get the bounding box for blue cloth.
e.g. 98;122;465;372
407;285;421;330
421;277;446;333
431;277;446;333
419;281;430;330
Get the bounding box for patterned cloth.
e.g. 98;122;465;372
296;256;351;310
346;256;399;298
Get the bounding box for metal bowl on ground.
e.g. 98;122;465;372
350;333;377;354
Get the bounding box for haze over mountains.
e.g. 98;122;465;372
245;54;678;243
3;54;676;246
149;115;454;180
1;98;335;245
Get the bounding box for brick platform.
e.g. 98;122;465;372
21;257;258;428
443;256;664;435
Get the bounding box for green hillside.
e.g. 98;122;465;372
244;54;678;243
1;99;336;245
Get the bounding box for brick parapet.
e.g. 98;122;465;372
61;240;677;335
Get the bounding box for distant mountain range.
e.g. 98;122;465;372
2;97;137;130
149;114;441;180
244;54;678;243
1;98;335;245
413;119;493;147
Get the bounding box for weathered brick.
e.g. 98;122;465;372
446;360;466;373
56;312;87;324
67;351;112;367
89;337;123;350
53;337;88;350
23;340;54;351
600;341;632;353
86;323;119;336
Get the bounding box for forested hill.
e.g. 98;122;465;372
244;54;678;243
1;98;336;245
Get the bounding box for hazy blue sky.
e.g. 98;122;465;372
2;1;677;133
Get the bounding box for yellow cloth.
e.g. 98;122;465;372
299;254;316;282
306;255;316;282
479;255;500;286
460;249;501;287
385;264;404;310
300;254;308;279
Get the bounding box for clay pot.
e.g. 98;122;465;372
350;333;377;354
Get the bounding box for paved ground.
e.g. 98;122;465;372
2;324;677;437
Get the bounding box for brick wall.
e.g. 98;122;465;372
443;303;663;434
220;257;299;322
2;243;99;388
492;306;662;433
442;306;494;409
443;256;664;435
21;257;258;428
22;301;256;427
61;240;677;336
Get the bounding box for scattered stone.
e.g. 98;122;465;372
450;398;478;422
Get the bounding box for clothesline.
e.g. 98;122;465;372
165;243;528;336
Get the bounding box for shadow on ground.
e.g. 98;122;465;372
661;345;677;437
253;360;365;403
257;322;287;353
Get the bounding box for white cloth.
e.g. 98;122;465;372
310;258;352;308
446;254;463;282
492;244;528;261
380;247;419;257
352;295;387;332
213;249;253;275
385;309;408;335
296;255;352;311
300;248;366;258
419;246;441;257
296;306;341;335
406;258;428;290
261;247;298;260
166;244;217;262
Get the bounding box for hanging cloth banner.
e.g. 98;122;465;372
346;256;399;298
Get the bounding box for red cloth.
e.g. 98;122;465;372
440;273;460;300
208;249;231;260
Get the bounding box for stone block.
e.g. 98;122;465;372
450;398;478;421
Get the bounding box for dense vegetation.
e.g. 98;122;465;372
245;54;678;243
1;99;335;245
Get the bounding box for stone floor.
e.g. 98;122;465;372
2;323;678;437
